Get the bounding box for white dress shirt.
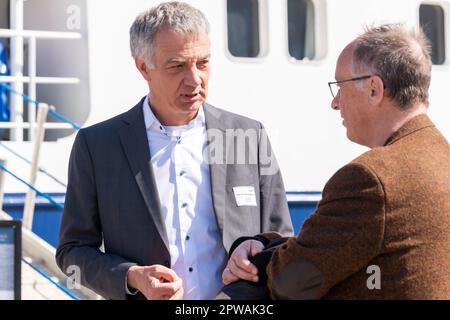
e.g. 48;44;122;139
142;96;227;299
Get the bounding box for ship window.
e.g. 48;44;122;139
420;4;445;65
227;0;260;57
288;0;315;60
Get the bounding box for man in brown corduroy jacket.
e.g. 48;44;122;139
221;24;450;299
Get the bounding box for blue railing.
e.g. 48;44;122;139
0;82;81;130
0;163;64;210
0;81;81;210
0;141;67;188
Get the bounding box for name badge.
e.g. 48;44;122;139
232;186;257;207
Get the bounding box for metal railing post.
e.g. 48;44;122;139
23;103;48;230
9;0;25;142
27;36;37;141
0;158;7;209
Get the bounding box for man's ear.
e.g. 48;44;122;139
368;75;384;106
135;57;151;82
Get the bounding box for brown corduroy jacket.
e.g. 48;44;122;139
263;114;450;299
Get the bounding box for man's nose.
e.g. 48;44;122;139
185;65;202;87
331;93;340;110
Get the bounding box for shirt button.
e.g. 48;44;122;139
179;170;186;176
181;203;188;208
186;235;190;240
189;267;193;272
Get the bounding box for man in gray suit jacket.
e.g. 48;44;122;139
56;1;293;300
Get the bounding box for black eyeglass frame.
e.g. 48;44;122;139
328;75;372;98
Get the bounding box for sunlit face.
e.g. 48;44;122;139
138;29;210;125
331;46;373;146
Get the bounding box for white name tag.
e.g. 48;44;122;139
232;186;257;207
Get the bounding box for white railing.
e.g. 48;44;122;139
0;26;81;141
0;76;80;84
0;29;82;39
0;122;73;129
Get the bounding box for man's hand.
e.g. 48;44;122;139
222;239;265;285
127;265;184;300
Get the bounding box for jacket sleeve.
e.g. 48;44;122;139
258;122;294;237
266;162;386;299
55;129;136;300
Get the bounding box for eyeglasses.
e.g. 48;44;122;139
328;75;372;98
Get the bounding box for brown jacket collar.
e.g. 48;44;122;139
384;114;434;146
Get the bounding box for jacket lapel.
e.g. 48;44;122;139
204;104;228;235
118;99;169;253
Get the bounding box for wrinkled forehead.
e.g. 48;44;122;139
153;29;210;64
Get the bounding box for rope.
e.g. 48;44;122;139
0;163;64;210
0;82;37;105
0;82;81;130
0;81;80;190
48;107;81;130
22;257;80;300
0;141;67;188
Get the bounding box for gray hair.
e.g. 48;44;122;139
352;24;432;109
129;1;210;68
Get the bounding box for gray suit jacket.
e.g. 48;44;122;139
56;98;293;300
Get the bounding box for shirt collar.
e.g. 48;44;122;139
142;95;205;133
